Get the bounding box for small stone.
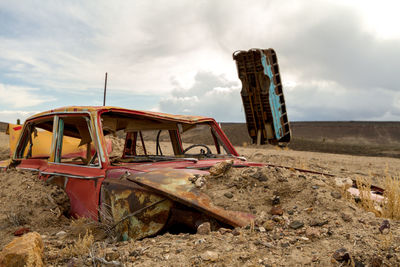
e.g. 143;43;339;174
287;210;294;215
209;160;233;176
305;227;320;239
341;213;353;222
194;238;206;245
13;227;30;236
280;242;289;248
55;231;67;237
335;178;353;188
289;221;304;230
218;228;231;235
312;185;319;189
200;251;219;261
271;195;280;205
251;171;268;182
309;220;328;227
197;222;211;235
332;248;350;262
270;206;284;216
263;220;275;231
105;251;120;261
258;226;266;233
224;192;233;199
379;220;390;234
330;191;342;199
232;228;241;236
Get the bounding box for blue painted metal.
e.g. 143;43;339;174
261;53;284;140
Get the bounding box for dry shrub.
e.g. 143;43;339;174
381;176;400;220
69;204;118;242
355;175;400;220
61;230;94;257
355;177;381;216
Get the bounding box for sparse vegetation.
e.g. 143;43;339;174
61;230;94;257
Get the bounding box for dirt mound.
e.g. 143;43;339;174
0;170;70;248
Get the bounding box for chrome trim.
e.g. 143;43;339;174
48;162;101;169
40;171;104;180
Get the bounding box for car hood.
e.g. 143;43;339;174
106;158;260;228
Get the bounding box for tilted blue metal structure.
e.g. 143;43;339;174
233;48;291;144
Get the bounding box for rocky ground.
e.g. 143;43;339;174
0;132;400;266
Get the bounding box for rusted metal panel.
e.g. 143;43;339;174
100;179;173;240
128;168;255;227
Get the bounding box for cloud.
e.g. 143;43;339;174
0;110;39;124
0;0;400;122
0;83;56;108
159;72;244;122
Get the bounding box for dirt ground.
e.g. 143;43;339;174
0;132;400;266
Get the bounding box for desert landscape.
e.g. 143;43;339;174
1;125;400;266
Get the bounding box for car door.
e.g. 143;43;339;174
41;114;105;220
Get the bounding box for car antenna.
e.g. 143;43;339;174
103;72;108;106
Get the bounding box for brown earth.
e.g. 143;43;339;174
1;132;400;266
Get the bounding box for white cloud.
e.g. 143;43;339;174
0;84;56;108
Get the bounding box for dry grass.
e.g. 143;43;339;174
61;230;94;257
381;176;400;220
355;173;400;220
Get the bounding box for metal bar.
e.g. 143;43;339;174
103;72;108;106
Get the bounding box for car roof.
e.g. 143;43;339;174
27;106;214;124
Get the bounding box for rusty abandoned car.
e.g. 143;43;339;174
0;106;267;240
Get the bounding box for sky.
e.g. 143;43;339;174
0;0;400;123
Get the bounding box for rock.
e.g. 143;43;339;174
289;221;304;230
218;228;231;235
251;171;268;182
271;195;280;205
0;232;44;267
263;220;275;231
335;178;353;188
379;220;390;234
232;228;241;236
270;206;284;216
197;222;211;235
209;160;233;176
341;213;353;222
224;192;233;199
194;238;206;245
332;248;350;262
105;251;120;261
280;242;289;248
309;219;328;227
200;251;219;261
287;210;294;215
258;226;266;233
305;227;320;239
13;227;30;236
195;177;205;188
330;191;342;199
312;185;319;189
55;231;67;237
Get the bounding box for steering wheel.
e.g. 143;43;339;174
183;144;212;155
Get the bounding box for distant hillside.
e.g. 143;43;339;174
0;122;8;133
219;121;400;158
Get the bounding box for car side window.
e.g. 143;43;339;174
54;116;99;167
15;117;54;159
